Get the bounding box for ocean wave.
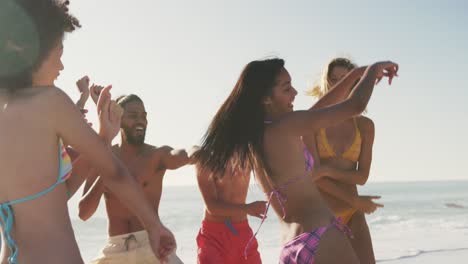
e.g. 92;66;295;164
368;215;404;225
377;247;468;262
445;202;466;209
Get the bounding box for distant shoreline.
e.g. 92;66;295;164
161;178;468;187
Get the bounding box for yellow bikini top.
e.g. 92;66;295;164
317;118;362;162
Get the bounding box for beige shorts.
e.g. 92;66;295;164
90;230;183;264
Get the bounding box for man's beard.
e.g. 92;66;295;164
122;126;145;145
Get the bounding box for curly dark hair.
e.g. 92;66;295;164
0;0;81;91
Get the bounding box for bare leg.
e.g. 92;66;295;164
348;211;375;264
315;227;360;264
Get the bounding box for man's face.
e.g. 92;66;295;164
121;101;148;145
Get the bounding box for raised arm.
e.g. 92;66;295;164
196;163;266;219
272;61;397;137
310;66;366;110
75;76;90;110
49;86;164;257
66;94;122;198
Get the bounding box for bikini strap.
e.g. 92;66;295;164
244;179;300;259
0;179;63;264
303;146;314;172
244;189;285;259
333;217;354;239
0;204;18;264
0;142;78;264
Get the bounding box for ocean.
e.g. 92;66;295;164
67;180;468;263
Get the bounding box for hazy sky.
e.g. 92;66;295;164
57;0;468;185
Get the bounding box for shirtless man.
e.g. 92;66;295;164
195;155;266;264
79;94;190;264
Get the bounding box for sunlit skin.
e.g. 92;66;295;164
258;67;360;263
197;161;266;223
0;39;165;263
78;99;190;262
315;64;379;264
195;159;265;263
32;42;64;87
251;61;397;263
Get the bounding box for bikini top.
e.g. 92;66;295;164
0;139;73;264
316;118;362;162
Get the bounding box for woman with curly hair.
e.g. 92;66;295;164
0;1;167;263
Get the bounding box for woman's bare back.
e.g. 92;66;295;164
0;87;83;264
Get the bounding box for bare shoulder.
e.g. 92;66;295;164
10;86;66;104
4;86;73;120
144;144;167;160
356;116;375;140
357;116;374;132
155;145;173;153
30;87;76;116
36;86;71;103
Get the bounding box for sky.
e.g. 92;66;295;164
57;0;468;186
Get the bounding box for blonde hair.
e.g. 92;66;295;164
307;57;357;98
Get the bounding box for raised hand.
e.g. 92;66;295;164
90;84;105;105
108;101;123;140
96;86;122;143
374;61;399;85
353;195;383;214
76;76;90;109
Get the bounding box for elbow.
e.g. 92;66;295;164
357;174;369;186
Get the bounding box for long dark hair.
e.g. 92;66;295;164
196;58;285;177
